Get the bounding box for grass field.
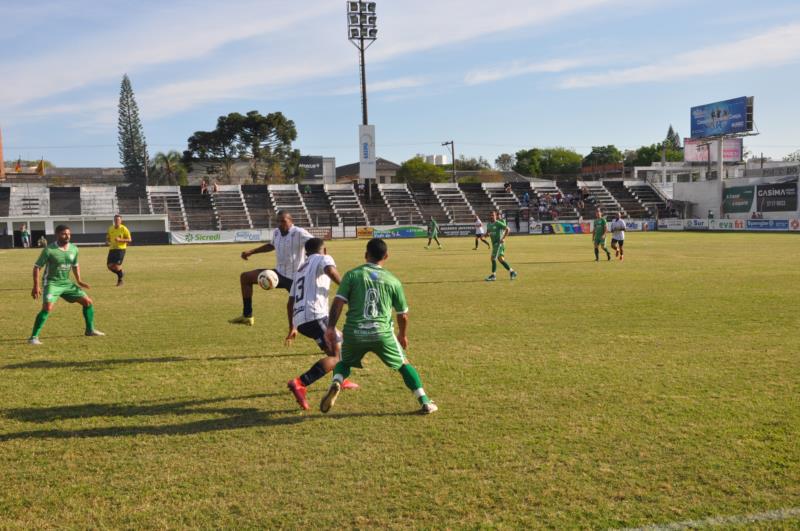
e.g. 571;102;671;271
0;233;798;528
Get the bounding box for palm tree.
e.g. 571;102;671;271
151;151;187;185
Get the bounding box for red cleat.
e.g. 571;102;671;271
341;379;360;390
287;378;309;410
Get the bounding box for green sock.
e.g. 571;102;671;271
83;305;95;333
31;310;50;338
500;260;511;271
332;361;351;383
399;364;430;405
491;259;497;273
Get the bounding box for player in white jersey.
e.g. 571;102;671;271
229;211;313;326
285;238;358;410
473;214;490;250
610;212;626;261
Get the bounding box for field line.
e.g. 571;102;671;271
619;506;800;530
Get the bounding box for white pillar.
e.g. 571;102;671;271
717;138;724;180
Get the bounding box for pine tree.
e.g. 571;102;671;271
118;74;148;188
666;124;682;151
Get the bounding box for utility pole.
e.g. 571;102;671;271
442;141;455;183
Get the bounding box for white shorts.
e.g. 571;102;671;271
475;230;485;236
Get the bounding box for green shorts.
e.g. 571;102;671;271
593;237;606;246
491;244;505;259
341;334;407;370
44;282;87;304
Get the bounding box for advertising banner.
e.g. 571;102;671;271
529;222;543;235
746;219;789;231
372;226;427;239
308;227;333;240
710;219;746;231
756;181;797;212
684;138;743;162
722;185;755;213
356;227;374;239
541;222;592;234
298;156;323;178
170;230;270;244
359;124;376;181
684;219;709;231
439;224;475;237
790;219;800;231
622;219;656;231
658;219;684;231
691;96;751;138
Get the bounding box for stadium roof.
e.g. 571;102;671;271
335;157;401;179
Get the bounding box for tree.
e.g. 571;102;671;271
512;148;542;176
625;143;683;166
396;157;448;183
783;149;800;162
453;155;491;171
495;153;515;171
183;111;300;183
117;74;148;189
149;151;188;186
512;147;582;177
665;125;682;151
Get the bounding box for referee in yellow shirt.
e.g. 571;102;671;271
106;214;132;286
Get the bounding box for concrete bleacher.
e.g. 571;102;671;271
603;181;649;218
583;181;623;217
0;187;10;217
269;185;311;227
361;183;395;225
627;182;672;218
325;184;368;226
181;187;216;230
80;186;117;216
379;184;424;225
459;183;495;219
9;185;50;217
408;183;449;224
484;183;520;217
241;185;274;228
211;185;252;230
147;186;188;231
116;186;148;215
432;183;474;223
303;185;338;226
49;187;82;215
531;181;578;221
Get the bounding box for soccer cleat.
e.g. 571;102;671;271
606;252;612;261
341;379;360;390
28;336;42;345
615;249;619;257
421;401;438;414
320;381;342;413
287;378;309;410
229;315;254;326
85;329;106;337
473;247;478;250
116;278;124;287
485;274;496;282
620;255;624;261
510;270;518;280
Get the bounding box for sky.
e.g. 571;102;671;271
2;0;800;168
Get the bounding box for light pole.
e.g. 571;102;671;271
442;140;455;183
347;2;377;196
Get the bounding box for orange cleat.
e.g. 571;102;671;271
287;378;309;410
341;379;360;390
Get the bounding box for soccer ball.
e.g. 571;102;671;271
257;270;280;290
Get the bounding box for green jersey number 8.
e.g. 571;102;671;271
363;287;380;319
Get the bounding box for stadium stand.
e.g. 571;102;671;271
408;183;449;224
80;186;117;216
379;184;424;225
602;181;650;218
484;183;520;217
360;183;395;225
459;183;495;218
116;186;148;215
556;180;595;220
181;186;216;230
147;186;188;231
49;187;82;216
0;187;10;217
211;185;253;230
432;183;474;223
303;185;338;226
627;183;671;218
241;185;274;228
583;181;623;217
531;181;579;221
325;184;368;226
8;185;50;217
269;185;311;227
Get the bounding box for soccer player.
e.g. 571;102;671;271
610;212;626;261
473;214;489;250
485;210;517;282
320;238;437;415
593;208;612;261
106;214;132;286
425;216;442;249
229;211;312;326
285;238;358;410
28;225;104;345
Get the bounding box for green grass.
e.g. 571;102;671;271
0;233;798;528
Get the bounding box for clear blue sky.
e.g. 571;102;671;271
2;0;800;168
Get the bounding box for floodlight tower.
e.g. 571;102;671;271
347;1;378;189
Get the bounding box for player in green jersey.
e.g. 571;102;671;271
320;238;437;415
593;208;612;261
425;216;442;249
28;225;104;345
485;210;517;282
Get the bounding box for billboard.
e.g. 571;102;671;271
359;124;376;180
298;156;323;178
756;181;798;212
684;138;743;162
690;97;752;138
722;185;754;213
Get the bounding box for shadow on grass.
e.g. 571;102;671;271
404;279;487;285
0;394;418;441
511;260;591;265
2;352;312;371
0;335;84;344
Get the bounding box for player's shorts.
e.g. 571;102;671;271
475;230;485;236
256;268;293;291
593;237;607;246
107;249;126;265
491;243;505;259
296;317;342;352
611;238;624;247
43;282;87;304
340;333;407;370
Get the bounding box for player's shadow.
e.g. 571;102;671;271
404;279;488;285
513;260;590;265
0;393;299;441
0;335;83;344
2;356;188;371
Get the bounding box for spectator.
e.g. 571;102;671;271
20;224;31;248
200;179;208;195
521;191;530;207
514;210;520;231
504;182;512;194
358;182;366;196
37;234;48;247
303;184;311;195
538;203;546;219
212;179;220;194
